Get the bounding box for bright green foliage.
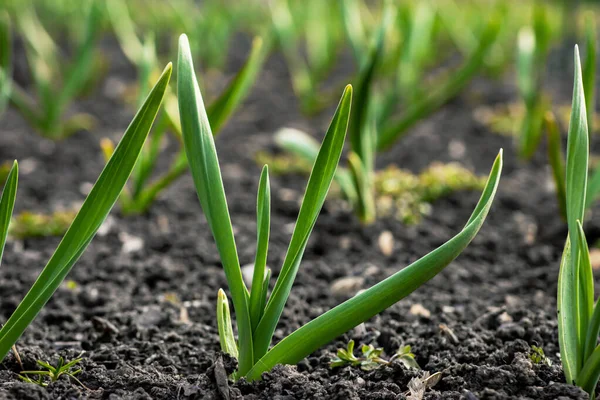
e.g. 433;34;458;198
0;64;172;361
330;340;419;371
515;5;552;159
529;346;552;366
7;2;102;139
0;11;11;116
178;33;502;381
19;356;84;388
557;46;600;398
105;0;268;215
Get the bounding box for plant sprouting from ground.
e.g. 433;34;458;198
178;33;502;381
529;345;552;367
19;356;85;388
272;1;497;224
515;5;552;159
6;3;103;140
330;340;419;371
557;46;600;398
0;64;173;361
103;0;268;215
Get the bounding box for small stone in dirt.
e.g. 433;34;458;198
513;212;537;245
590;248;600;270
497;311;513;324
448;139;466;159
119;232;144;254
97;216;115;237
410;303;431;318
330;276;365;298
378;231;394;256
213;356;230;400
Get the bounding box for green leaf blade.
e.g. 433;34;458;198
0;63;173;361
250;166;271;333
177;34;254;376
0;161;18;265
207;36;268;134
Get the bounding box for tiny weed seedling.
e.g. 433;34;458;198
557;46;600;398
529;345;552;367
103;0;268;215
178;33;502;380
330;340;419;371
6;3;103;140
0;64;172;361
19;356;85;388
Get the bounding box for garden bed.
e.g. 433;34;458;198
0;36;594;399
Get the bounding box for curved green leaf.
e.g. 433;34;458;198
177;34;254;376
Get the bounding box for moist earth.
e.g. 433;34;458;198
0;35;596;399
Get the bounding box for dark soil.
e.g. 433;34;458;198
0;33;597;399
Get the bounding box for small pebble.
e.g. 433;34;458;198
378;231;394;256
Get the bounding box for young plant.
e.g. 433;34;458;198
7;3;102;139
273;5;487;225
104;0;268;215
515;5;552;159
0;11;11;117
19;356;85;388
178;33;502;381
0;64;172;361
330;340;419;371
557;46;600;398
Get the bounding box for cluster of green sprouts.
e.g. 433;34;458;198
330;340;419;371
19;356;85;388
1;3;102;139
177;33;502;380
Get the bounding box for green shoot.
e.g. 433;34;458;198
377;18;500;150
105;0;268;215
7;3;102;139
0;11;11;116
529;345;552;367
178;33;503;381
0;63;172;361
19;356;85;388
330;340;419;371
557;46;600;398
